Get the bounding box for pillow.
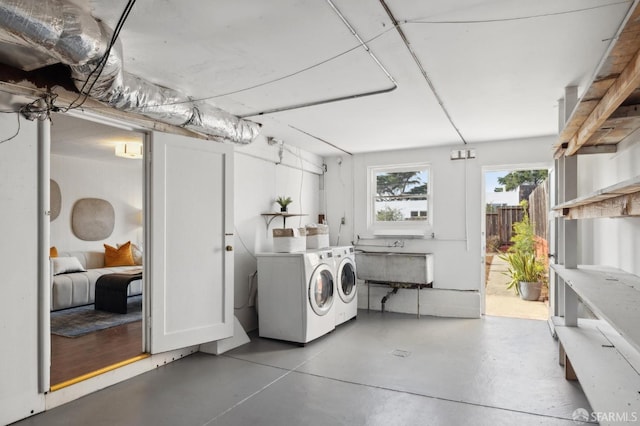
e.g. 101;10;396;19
52;257;86;275
118;242;143;265
50;246;58;258
104;241;135;267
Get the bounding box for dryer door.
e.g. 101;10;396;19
308;264;334;316
337;258;357;303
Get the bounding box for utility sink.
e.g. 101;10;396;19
355;252;434;285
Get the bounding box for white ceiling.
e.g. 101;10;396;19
54;0;632;156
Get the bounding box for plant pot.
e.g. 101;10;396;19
518;281;542;301
280;206;287;213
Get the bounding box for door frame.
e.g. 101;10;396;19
480;162;551;316
43;110;149;392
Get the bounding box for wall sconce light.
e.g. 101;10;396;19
115;142;143;159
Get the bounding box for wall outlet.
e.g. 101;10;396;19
341;217;346;225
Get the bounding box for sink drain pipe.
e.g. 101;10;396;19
381;287;398;313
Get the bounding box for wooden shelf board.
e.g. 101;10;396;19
556;5;640;155
553;175;640;210
260;212;308;229
555;320;640;421
261;212;307;218
551;264;640;354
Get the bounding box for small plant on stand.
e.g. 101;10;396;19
275;196;293;213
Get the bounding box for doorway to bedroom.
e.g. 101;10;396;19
49;113;146;387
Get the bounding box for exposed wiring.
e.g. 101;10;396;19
63;0;138;112
0;110;21;144
139;26;396;109
405;1;631;25
464;152;469;252
234;270;257;310
234;225;256;260
0;1;138;117
298;146;304;227
336;157;347;246
283;144;324;171
0;94;57;143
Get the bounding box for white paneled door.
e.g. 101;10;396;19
148;133;234;353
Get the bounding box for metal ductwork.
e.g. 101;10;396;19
0;0;260;144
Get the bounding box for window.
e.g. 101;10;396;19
368;163;431;235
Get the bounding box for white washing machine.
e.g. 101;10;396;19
332;245;357;326
257;249;336;344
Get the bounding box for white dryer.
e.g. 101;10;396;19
257;249;335;344
332;245;357;326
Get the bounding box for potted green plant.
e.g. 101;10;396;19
500;250;545;300
498;200;547;301
275;196;292;212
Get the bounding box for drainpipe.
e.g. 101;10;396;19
381;287;398;313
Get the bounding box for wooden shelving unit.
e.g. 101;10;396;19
550;5;640;421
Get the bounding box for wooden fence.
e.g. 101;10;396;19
486;213;499;239
485;178;549;249
486;206;524;246
528;179;549;240
498;206;524;244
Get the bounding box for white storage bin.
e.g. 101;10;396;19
306;224;329;249
273;228;306;253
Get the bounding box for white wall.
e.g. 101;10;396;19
577;135;640;274
50;154;143;252
325;136;554;317
233;137;323;331
0;116;45;424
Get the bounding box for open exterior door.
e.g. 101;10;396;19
148;132;233;354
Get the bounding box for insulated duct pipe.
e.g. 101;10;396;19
0;0;260;144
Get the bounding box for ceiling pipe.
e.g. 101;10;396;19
0;0;260;144
378;0;467;144
240;0;397;118
325;0;397;86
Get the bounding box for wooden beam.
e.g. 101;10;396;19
566;47;640;155
564;354;577;381
575;145;617;155
557;100;599;143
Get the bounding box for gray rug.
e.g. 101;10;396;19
51;295;142;338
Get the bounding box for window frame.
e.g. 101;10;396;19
367;163;433;236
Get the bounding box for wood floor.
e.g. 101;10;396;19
50;320;144;386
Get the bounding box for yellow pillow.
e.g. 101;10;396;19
104;241;135;267
50;246;58;258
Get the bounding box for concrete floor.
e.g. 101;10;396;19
15;312;591;425
485;254;549;321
